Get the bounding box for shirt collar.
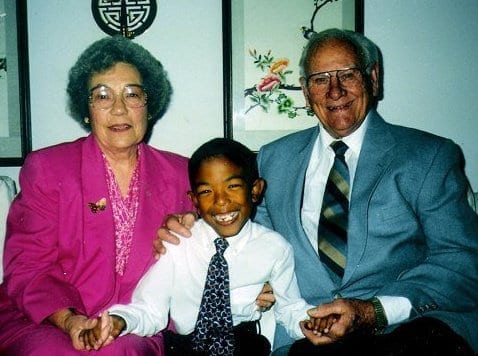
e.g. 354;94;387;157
201;219;252;254
318;111;371;157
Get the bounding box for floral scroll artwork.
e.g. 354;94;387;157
245;50;313;119
225;0;362;151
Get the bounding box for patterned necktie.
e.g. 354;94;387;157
318;140;350;279
192;238;235;355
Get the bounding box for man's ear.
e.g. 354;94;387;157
369;63;380;97
251;178;265;203
300;76;311;108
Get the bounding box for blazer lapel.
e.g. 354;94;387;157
290;128;320;244
124;144;174;281
292;127;343;290
342;111;396;283
81;135;116;271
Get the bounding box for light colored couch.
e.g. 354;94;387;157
0;175;476;342
0;176;16;283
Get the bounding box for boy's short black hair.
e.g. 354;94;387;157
188;138;258;189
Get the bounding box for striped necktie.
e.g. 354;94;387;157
192;238;235;355
318;140;350;279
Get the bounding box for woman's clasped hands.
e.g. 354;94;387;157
75;312;124;351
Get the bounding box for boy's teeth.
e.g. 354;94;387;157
215;211;238;222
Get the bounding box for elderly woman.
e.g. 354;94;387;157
0;36;192;355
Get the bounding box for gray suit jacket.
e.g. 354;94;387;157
255;110;478;351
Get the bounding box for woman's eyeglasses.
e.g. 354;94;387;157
88;84;147;110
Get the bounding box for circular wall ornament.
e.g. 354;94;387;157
91;0;157;38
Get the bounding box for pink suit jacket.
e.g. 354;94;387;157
0;135;192;347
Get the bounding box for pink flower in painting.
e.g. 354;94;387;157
256;74;281;92
270;58;289;74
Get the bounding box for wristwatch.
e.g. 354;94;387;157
369;297;388;334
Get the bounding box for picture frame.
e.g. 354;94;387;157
223;0;364;151
0;0;31;166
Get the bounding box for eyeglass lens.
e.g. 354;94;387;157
307;68;362;92
89;85;147;109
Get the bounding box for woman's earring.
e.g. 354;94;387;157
84;117;90;124
147;114;152;121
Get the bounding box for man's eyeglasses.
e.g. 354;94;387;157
306;67;363;93
88;84;147;110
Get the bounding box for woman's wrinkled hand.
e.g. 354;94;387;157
80;312;115;350
63;313;100;350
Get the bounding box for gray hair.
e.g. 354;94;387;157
299;28;379;77
67;36;172;130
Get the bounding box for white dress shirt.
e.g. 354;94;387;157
301;118;366;252
109;219;313;339
301;113;411;325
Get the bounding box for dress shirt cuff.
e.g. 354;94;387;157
377;296;412;325
107;310;133;336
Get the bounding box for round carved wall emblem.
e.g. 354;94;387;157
91;0;157;38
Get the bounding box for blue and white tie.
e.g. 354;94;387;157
192;238;234;355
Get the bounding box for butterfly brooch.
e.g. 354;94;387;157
88;197;107;213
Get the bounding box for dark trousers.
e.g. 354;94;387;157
288;317;474;356
164;320;271;356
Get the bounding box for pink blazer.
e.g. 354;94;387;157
0;135;192;343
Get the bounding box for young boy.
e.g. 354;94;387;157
85;138;317;355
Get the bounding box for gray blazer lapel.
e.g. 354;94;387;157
343;112;396;283
291;128;320;239
258;126;320;260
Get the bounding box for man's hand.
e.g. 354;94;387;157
153;212;197;259
301;298;375;345
256;282;276;311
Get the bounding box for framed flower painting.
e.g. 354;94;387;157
223;0;363;151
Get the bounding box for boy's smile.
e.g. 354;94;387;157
189;156;262;238
213;211;240;224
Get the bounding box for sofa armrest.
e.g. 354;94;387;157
0;176;17;283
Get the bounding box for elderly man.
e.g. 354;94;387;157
157;29;478;355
